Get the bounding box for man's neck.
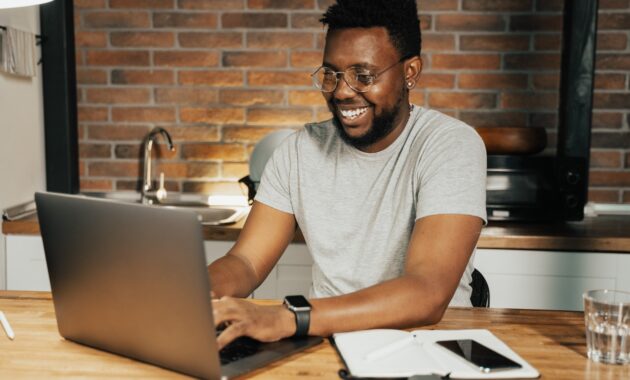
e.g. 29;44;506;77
359;103;413;153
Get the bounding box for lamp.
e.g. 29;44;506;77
0;0;54;9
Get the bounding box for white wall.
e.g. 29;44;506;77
0;6;46;289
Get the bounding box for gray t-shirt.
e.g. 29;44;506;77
255;106;487;306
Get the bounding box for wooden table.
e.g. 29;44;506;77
1;291;629;379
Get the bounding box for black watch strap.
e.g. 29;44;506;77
293;307;310;337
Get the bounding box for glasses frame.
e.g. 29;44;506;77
311;56;409;93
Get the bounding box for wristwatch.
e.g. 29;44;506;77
283;295;311;337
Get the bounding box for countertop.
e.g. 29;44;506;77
1;291;629;379
4;213;630;253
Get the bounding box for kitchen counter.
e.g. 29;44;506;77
4;213;630;253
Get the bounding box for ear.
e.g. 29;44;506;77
403;56;422;90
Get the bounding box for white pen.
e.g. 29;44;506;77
364;334;416;361
0;311;15;340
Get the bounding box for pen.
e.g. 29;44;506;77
0;311;15;340
363;334;416;361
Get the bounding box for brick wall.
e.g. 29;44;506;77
75;0;630;203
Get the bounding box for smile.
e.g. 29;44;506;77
339;107;369;120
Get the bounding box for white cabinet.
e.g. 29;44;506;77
475;248;630;311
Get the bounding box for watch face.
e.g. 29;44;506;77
285;295;310;308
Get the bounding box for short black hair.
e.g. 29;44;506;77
320;0;421;59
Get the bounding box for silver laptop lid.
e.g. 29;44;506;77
35;192;221;379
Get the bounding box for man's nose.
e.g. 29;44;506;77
333;74;357;100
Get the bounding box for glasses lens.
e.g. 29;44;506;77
344;68;374;93
313;67;338;92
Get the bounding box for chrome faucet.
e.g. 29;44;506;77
142;127;175;203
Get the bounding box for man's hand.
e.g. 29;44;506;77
212;297;297;350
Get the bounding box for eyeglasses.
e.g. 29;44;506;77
311;57;406;93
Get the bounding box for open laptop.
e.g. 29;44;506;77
35;192;322;379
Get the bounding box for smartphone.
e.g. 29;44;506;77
435;339;522;373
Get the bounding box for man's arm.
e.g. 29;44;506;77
207;201;297;298
212;213;483;348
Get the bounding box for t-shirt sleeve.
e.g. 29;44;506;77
253;137;294;214
415;124;487;224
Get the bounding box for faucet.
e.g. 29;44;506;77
142;127;175;203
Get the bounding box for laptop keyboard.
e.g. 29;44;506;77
217;331;262;365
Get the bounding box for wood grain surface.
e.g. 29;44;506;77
1;291;629;379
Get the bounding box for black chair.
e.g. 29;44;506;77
469;268;490;308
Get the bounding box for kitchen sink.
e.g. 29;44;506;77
81;191;249;225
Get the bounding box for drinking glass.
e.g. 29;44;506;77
583;289;630;365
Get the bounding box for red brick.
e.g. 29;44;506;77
75;31;107;47
154;51;219;67
432;54;500;70
248;0;314;9
317;0;334;10
247;108;312;126
588;189;620;203
219;89;284;106
291;12;324;29
110;32;174;47
510;15;563;31
112;107;176;122
78;106;108;122
417;73;455;89
83;12;150;28
222;13;287;28
534;35;561;51
110;0;173;8
145;162;220;179
536;0;564;11
222;163;249;178
180;107;245;124
247;32;313;49
435;15;505;31
592;112;623;129
463;0;532;11
598;13;630;30
504;54;561;70
596;54;630;70
315;108;333;122
593;93;630;109
247;71;311;86
80;179;114;191
86;51;150;66
76;69;107;84
290;51;322;68
408;91;426;106
589;171;630;187
627;152;630;168
88;161;140;177
624;191;630;203
460;111;528;127
590;150;623;168
600;0;630;9
155;88;218;104
421;0;458;10
153;12;217;28
88;125;151;140
594;73;627;90
420;15;432;31
178;71;243;86
177;0;245;10
111;70;174;85
459;73;528;89
460;35;529;51
223;126;285;143
86;88;150;104
597;33;628;51
428;92;496;109
181;143;247;160
501;93;558;109
591;132;630;148
422;34;455;52
74;0;106;8
79;143;111;158
288;90;327;107
182;181;241;195
165;125;220;141
223;51;287;68
532;74;560;90
178;32;242;48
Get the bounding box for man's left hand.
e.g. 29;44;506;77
212;296;297;350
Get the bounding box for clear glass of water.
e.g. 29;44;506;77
583;289;630;365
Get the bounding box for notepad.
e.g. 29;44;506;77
332;329;540;379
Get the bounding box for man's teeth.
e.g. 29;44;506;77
340;107;368;120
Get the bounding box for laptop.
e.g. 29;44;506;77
35;192;322;379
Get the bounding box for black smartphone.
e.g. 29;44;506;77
435;339;522;373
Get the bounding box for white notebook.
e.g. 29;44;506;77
332;329;540;379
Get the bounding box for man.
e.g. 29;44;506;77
208;0;486;349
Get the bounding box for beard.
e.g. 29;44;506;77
330;92;406;150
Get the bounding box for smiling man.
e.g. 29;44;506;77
208;0;487;349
